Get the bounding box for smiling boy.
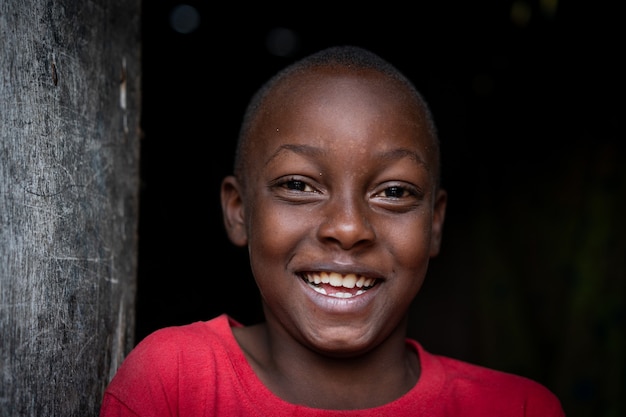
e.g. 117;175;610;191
100;45;565;416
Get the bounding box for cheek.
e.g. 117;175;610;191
248;204;307;262
246;204;311;304
388;217;433;273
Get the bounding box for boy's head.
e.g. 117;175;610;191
221;45;447;356
234;45;441;191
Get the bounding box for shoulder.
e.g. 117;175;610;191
135;313;237;352
102;315;239;405
411;342;565;416
134;313;241;366
121;314;234;365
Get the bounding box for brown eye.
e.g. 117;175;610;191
285;179;314;192
383;186;409;198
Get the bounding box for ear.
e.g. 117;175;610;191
429;188;447;257
220;175;248;247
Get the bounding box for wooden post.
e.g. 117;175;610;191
0;0;140;415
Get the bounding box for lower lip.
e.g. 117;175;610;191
297;277;380;314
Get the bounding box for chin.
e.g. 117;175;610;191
306;329;377;358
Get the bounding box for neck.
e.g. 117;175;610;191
234;314;419;410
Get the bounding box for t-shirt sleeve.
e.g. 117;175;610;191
99;329;181;417
426;349;566;417
524;380;566;417
99;324;217;417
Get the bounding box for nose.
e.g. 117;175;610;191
317;194;376;250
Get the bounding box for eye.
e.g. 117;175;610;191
375;185;415;199
272;176;319;194
371;182;423;212
270;176;322;204
283;178;315;192
381;185;410;199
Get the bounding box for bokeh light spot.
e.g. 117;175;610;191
511;0;532;27
540;0;558;18
170;4;200;34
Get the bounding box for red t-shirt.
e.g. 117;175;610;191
100;314;565;416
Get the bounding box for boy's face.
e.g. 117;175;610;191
223;68;446;356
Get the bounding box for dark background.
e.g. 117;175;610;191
137;2;624;416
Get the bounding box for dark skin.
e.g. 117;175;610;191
221;66;447;410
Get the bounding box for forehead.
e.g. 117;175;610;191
243;67;437;174
270;67;420;118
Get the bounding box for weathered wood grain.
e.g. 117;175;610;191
0;0;140;415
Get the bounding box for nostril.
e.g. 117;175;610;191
317;214;376;250
316;195;377;250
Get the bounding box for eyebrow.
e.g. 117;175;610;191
376;148;427;167
264;144;326;167
265;143;427;168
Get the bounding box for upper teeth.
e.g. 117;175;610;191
304;272;375;289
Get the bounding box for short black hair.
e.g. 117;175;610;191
234;45;440;184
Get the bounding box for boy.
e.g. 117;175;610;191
100;45;565;416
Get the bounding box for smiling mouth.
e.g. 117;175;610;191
301;272;379;298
